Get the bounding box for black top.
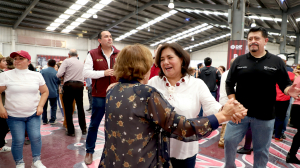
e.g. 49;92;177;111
226;51;292;120
99;78;219;168
198;66;221;92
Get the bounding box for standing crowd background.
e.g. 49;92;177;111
0;27;300;168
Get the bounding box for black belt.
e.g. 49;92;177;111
64;80;83;85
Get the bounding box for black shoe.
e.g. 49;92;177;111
281;134;286;139
237;147;252;155
43;121;49;125
286;153;300;164
65;131;75;137
82;130;87;135
86;108;92;111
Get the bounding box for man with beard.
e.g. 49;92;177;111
224;27;300;168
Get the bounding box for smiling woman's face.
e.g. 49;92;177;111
160;47;183;80
13;55;30;70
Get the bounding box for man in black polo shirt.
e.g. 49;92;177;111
224;27;300;168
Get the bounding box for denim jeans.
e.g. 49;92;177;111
282;98;294;133
170;154;196;168
86;97;105;154
6;113;42;165
224;116;275;168
42;97;57;123
87;86;93;109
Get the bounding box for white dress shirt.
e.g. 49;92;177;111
219;70;229;106
83;48;114;79
148;75;222;159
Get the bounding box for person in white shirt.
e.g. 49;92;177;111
0;50;49;168
148;43;245;167
218;58;235;148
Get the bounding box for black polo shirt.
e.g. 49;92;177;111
226;51;292;120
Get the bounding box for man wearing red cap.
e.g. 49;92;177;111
0;50;49;168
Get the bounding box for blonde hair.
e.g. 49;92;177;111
114;44;153;81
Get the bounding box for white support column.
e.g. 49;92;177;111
11;29;16;52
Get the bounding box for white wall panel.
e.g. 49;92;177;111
0;26;12;43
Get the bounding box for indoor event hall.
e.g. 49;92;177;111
0;0;300;168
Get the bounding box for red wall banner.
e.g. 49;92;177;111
37;55;68;67
227;40;249;69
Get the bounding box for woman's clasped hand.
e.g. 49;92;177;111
218;98;248;124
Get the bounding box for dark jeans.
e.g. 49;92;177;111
42;97;57;123
274;100;290;138
0;117;9;148
86;97;105;154
289;104;300;156
63;82;86;134
87;86;93;109
170;154;196;168
244;127;252;150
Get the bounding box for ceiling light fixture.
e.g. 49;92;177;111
184;33;231;50
93;4;105;10
81;13;92;18
50;23;60;27
290;38;294;42
251;19;256;27
47;0;112;33
70;4;82;10
189;49;192;52
64;9;77;15
191;36;194;41
168;0;174;9
115;10;177;41
178;8;284;22
76;18;86;23
62;29;72;33
93;14;98;18
54;18;65;23
150;24;210;46
75;0;88;5
46;27;57;30
71;22;81;26
100;0;112;5
148;27;150;32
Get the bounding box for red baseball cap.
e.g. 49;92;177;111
10;50;31;61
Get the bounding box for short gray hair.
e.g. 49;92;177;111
68;49;78;56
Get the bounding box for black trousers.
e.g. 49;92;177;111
63;82;86;134
289;104;300;155
0;117;9;148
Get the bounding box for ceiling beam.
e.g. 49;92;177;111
13;0;39;29
287;5;300;15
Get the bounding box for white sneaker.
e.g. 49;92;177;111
31;160;46;168
0;146;11;152
16;163;25;168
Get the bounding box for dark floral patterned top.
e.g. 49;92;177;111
99;79;219;168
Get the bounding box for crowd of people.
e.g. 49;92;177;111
0;27;300;168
